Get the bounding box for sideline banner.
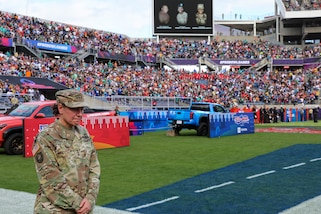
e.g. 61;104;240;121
24;116;130;157
209;113;254;138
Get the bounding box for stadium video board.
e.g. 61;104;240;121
153;0;213;36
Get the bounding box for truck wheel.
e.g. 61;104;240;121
174;127;182;135
3;133;23;155
197;122;208;136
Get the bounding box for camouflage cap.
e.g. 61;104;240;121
55;89;87;108
197;4;204;10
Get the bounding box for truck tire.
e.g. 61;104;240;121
197;122;208;136
3;133;23;155
174;127;182;135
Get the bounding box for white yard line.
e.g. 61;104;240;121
194;181;235;193
246;170;276;179
126;196;180;212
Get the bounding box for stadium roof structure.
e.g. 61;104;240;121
213;0;321;46
214;16;277;37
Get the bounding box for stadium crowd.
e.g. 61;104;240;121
0;10;320;109
1;10;321;60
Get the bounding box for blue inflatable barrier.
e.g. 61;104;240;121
121;110;255;137
121;110;169;134
209;113;255;138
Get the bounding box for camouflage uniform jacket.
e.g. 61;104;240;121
33;119;101;214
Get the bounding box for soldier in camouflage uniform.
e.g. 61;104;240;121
195;4;207;25
176;3;188;25
33;89;101;214
159;4;170;25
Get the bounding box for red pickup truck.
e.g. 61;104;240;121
0;100;115;155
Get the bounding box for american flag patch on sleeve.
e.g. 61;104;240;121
32;142;40;156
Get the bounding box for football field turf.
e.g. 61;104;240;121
1;122;321;213
104;144;321;213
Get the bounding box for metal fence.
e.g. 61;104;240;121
0;93;36;113
91;95;192;111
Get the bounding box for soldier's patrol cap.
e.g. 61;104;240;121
55;89;87;108
197;4;204;10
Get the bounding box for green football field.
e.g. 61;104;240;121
0;121;321;206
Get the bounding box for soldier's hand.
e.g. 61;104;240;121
77;198;91;214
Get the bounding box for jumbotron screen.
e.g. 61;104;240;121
153;0;213;35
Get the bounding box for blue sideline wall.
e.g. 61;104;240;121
121;110;255;138
209;112;255;138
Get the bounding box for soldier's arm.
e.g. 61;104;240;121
84;139;101;209
33;134;83;211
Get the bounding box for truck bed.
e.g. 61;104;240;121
168;109;191;121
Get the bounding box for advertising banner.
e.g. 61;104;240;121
209;112;254;138
211;59;260;66
0;75;69;90
0;38;13;47
285;108;297;122
24;39;78;53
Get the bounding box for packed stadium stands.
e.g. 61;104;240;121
0;0;320;113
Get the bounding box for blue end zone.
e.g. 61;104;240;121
104;144;321;213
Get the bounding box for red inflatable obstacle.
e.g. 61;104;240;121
82;116;130;149
24;118;54;157
24;116;130;157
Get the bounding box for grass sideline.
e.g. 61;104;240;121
0;121;321;206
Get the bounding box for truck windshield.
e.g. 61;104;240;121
8;104;38;117
191;104;210;111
